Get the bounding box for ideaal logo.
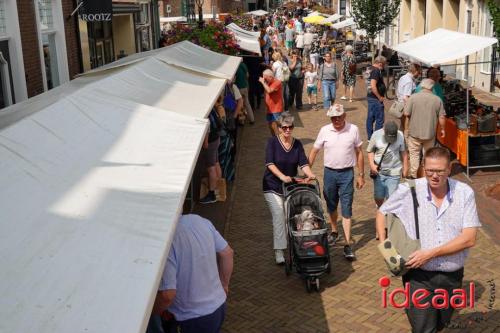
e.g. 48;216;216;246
379;276;475;309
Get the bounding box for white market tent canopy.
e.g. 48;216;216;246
226;23;262;55
332;18;356;29
0;41;240;333
392;28;498;66
245;9;268;16
321;14;343;24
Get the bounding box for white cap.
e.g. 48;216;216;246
326;104;345;117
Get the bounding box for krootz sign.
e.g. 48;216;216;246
78;0;112;22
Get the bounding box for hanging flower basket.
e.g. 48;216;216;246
161;21;240;56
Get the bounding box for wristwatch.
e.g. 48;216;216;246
358;172;365;177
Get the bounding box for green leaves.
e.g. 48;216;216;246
351;0;401;40
487;0;500;50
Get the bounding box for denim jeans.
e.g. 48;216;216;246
321;80;336;109
323;167;354;218
366;97;385;140
373;174;400;200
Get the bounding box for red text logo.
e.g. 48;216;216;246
379;276;475;309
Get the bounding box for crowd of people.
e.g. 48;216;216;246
149;7;482;333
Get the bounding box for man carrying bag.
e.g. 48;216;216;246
375;147;481;333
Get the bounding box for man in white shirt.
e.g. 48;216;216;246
397;63;421;134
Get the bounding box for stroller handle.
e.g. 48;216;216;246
282;176;321;198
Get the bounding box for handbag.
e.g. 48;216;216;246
377;179;420;276
370;143;391;179
348;62;357;75
388;100;405;119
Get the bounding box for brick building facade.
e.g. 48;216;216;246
1;0;81;109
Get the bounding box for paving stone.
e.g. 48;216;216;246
221;68;500;332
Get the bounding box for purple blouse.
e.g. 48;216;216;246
263;136;309;195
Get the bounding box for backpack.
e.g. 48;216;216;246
278;62;291;82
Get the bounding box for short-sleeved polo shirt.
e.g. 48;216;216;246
313;122;363;169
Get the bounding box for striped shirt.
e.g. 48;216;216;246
379;178;481;272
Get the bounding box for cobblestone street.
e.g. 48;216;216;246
220;76;500;333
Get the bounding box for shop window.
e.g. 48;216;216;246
135;3;152;53
0;48;13;109
88;21;114;69
35;0;69;90
37;0;54;30
42;33;59;89
339;0;347;15
480;2;497;74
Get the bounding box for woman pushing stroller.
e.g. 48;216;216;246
262;114;316;264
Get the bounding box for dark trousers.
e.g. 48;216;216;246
249;77;262;110
160;303;226;333
402;268;464;333
366;97;385;140
288;77;304;108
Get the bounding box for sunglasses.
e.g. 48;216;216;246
281;125;294;131
424;169;448;177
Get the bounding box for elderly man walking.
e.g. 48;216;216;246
376;147;481;333
309;104;365;260
404;78;446;178
366;56;387;140
259;69;284;136
397;63;421;134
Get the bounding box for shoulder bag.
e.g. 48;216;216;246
388;100;405;119
370;143;391;179
377;179;420;276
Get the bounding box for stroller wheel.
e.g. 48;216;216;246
315;278;320;292
305;279;312;293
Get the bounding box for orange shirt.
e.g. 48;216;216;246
265;78;283;114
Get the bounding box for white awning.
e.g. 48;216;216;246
245;9;268;16
392;29;498;66
0;41;239;333
332;18;356;29
227;22;260;37
84;41;242;81
160;16;187;23
226;23;262;55
321;14;343;24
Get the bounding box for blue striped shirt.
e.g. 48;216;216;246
380;178;481;272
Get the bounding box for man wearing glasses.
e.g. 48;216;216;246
376;147;481;333
309;104;365;260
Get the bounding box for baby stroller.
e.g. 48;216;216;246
283;178;331;292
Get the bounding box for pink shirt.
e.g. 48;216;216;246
313;122;363;169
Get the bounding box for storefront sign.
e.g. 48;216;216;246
78;0;112;22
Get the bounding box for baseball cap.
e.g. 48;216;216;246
326;104;345;117
384;121;398;143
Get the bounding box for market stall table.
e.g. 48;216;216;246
438;117;500;166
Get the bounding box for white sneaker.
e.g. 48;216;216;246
340;96;347;100
275;249;285;265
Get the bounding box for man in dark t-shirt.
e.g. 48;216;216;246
366;56;387;140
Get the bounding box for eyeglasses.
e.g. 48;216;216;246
281;125;294;131
424;169;448;177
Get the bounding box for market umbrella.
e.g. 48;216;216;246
303;15;330;25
